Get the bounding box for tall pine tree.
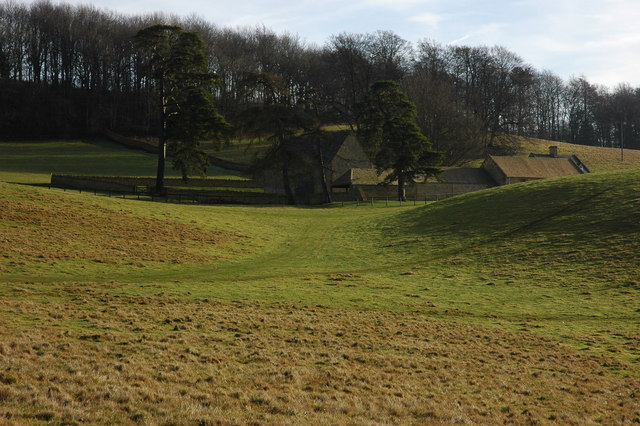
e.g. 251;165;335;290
360;80;442;201
135;25;229;191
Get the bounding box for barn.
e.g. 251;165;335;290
482;147;590;185
331;146;590;201
263;131;372;202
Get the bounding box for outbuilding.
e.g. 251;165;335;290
263;130;372;202
482;146;590;185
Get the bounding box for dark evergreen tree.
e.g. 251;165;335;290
238;71;317;204
134;24;228;191
360;80;441;201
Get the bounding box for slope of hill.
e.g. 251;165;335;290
0;139;242;184
0;168;639;423
520;136;640;172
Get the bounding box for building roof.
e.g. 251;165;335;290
486;155;584;179
332;167;391;187
424;167;496;185
285;130;354;164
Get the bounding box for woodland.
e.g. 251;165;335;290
1;0;640;165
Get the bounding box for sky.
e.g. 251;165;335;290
43;0;640;88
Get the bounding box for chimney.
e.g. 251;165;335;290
549;146;558;157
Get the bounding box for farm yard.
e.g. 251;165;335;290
0;138;639;424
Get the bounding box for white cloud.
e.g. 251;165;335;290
448;23;507;46
511;0;640;85
409;12;444;30
362;0;433;8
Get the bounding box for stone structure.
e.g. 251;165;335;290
483;147;589;185
334;166;497;201
333;146;589;201
263;131;373;202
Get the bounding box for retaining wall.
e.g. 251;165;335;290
353;182;493;201
50;174;287;205
51;175;261;190
165;188;286;205
51;175;134;192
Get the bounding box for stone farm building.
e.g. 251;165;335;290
331;145;589;201
264;138;590;202
263;130;372;203
483;148;590;185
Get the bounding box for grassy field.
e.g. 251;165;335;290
205;124;353;165
0;139;639;423
521;137;640;172
0;139;242;184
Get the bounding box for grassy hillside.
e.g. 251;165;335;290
204;125;353;164
0;139;242;184
2;134;637;186
1;167;639;423
520;136;640;172
209;132;640;173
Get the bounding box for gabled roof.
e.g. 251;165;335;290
424;167;496;185
285;130;354;164
486;155;585;179
332;167;391;187
529;153;591;173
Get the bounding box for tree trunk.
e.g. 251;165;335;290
282;160;295;205
155;77;166;194
156;135;166;194
397;174;406;202
317;142;332;204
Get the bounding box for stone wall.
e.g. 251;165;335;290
50;174;287;205
164;188;286;205
51;175;135;192
481;156;506;185
51;175;261;190
354;182;492;201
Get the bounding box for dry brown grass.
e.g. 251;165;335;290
0;186;241;265
0;283;638;425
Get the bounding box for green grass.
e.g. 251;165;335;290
0;139;243;184
2;170;638;362
462;136;640;171
518;136;640;172
205;125;352;164
204;139;271;164
1;138;639;423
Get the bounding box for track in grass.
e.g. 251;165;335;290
1;166;640;423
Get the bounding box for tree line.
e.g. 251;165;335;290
1;0;639;164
